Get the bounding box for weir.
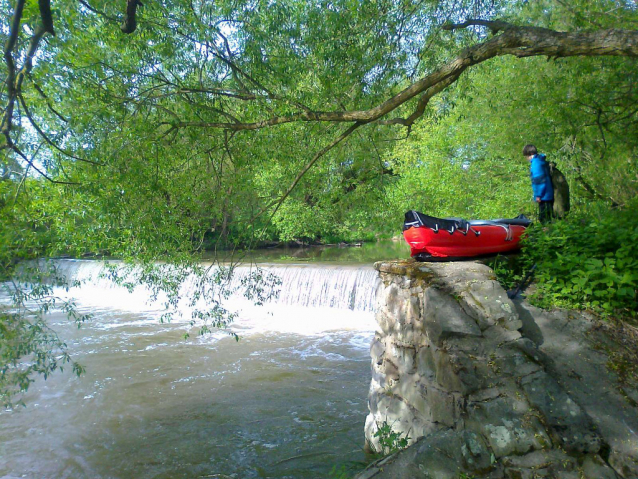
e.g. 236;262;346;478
51;259;381;314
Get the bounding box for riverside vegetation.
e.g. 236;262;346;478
1;0;637;413
493;203;638;322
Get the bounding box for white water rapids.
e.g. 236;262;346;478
0;260;381;478
54;259;379;330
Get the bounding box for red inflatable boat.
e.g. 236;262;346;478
403;211;532;260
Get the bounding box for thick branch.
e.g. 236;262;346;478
380;73;461;128
169;22;638;133
38;0;55;36
2;0;27;140
3;6;50;145
15;25;48;103
121;0;142;34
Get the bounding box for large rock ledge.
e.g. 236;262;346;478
358;260;638;479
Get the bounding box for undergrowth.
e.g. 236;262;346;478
493;201;638;321
373;420;411;455
328;421;411;478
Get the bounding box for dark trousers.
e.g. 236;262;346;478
539;200;554;224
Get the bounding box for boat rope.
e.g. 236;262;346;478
458;223;481;237
498;224;513;241
428;221;481;237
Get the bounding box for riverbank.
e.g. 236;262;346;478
357;260;638;478
202;239;410;265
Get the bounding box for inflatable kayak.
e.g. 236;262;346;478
403;211;532;260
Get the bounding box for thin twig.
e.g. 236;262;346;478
263;121;364;222
18;93;101;165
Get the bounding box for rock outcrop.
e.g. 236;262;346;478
359;260;638;479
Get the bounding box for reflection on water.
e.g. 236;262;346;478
207;239;410;265
0;262;379;478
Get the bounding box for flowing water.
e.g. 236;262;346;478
0;253;400;478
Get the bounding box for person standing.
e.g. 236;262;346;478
523;144;554;224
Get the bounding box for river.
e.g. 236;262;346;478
0;242;409;478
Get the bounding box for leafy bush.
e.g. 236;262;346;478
501;202;638;319
271;199;331;243
373;421;411;456
328;464;352;479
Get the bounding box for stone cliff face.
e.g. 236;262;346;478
360;260;637;479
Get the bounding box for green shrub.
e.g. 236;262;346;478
502;201;638;319
373;421;411;456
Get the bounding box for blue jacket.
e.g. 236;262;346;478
529;153;554;201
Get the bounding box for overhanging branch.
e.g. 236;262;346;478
166;21;638;134
253;122;364;222
2;0;27;141
5;139;78;185
121;0;143;34
18;93;101;166
3;1;52;150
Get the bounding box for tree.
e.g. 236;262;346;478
2;0;638;404
3;2;638;196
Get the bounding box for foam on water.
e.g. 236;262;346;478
47;259;380;341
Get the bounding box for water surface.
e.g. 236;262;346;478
1;261;379;478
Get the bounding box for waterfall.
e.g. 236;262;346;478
227;264;380;312
45;260;381;336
